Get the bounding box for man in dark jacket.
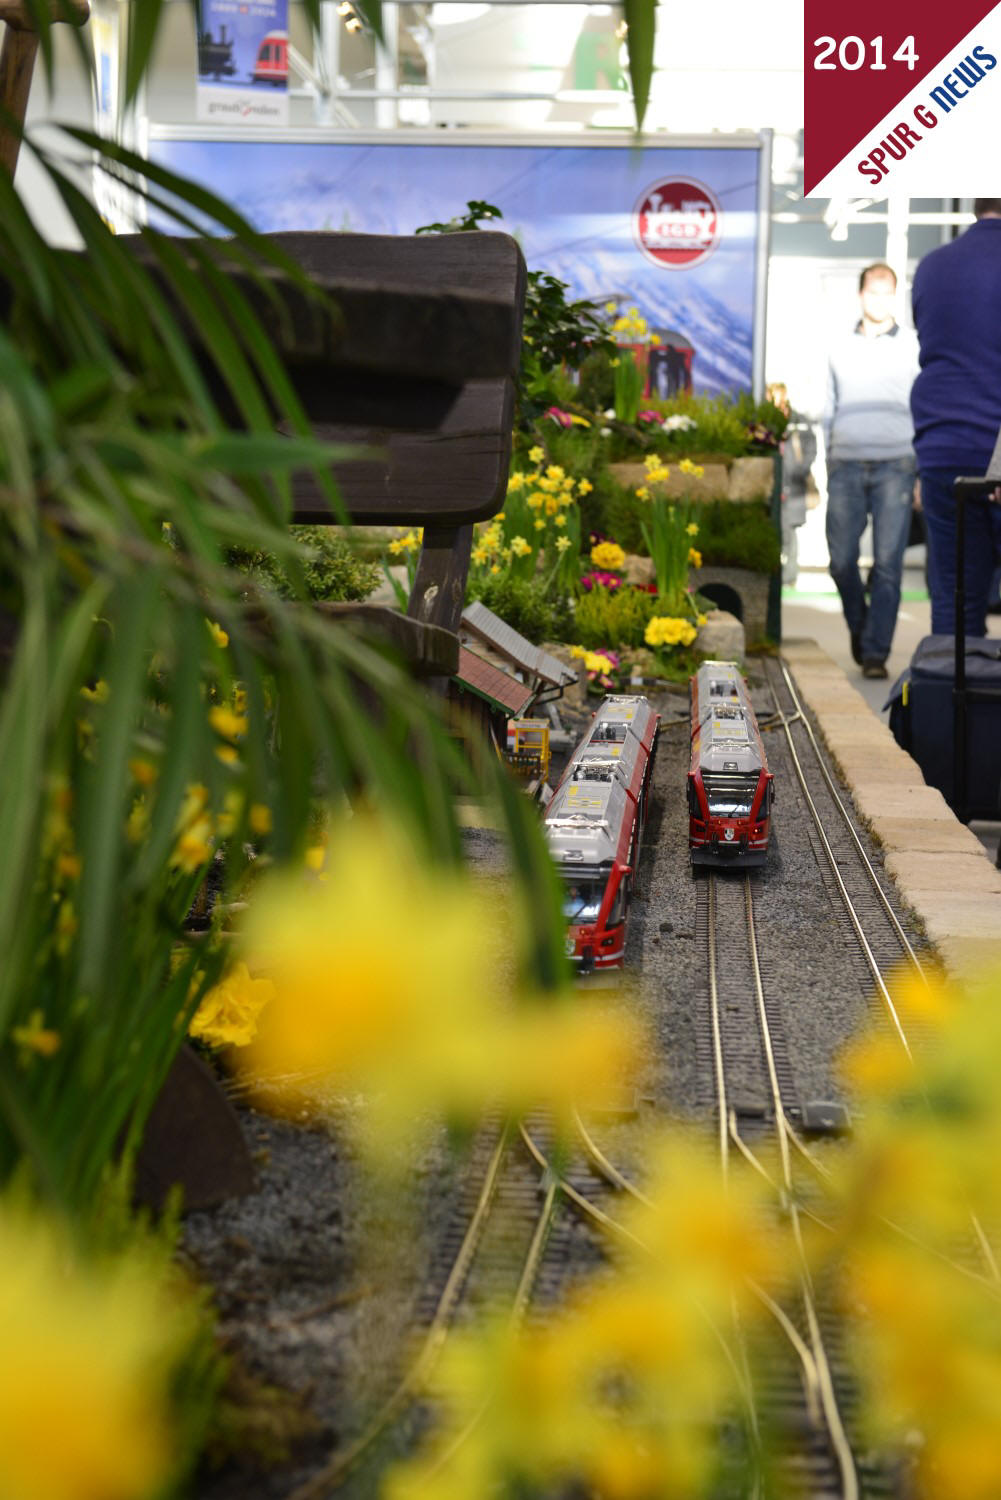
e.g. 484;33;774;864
911;199;1001;636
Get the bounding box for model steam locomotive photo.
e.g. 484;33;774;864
688;660;773;867
544;695;659;973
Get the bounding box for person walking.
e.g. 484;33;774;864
823;262;920;678
911;199;1001;638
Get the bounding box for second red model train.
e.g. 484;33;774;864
543;695;659;973
688;659;773;867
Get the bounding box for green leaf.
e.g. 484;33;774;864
624;0;658;131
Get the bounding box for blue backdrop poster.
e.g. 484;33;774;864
152;138;763;393
197;1;288;125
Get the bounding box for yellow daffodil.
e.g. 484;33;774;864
206;620;229;649
208;705;248;742
189;963;276;1049
526;493;545;511
635;486;650;501
545;464;565;481
215;744;239;766
688;548;702;568
528;445;544;464
10;1010;61;1061
510;536;532;557
128;758;157;787
554;513;567;528
0;1206;196;1500
507;472;526;492
686;522;699;536
533;519;545;531
578;478;593;495
545;497;559;516
555;535;571;552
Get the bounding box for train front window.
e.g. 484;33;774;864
562;879;604;923
704;773;759;817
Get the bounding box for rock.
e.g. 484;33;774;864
622;552;655;587
696;609;745;662
727;456;777;502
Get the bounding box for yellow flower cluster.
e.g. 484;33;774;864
643;452;670;485
590;541;626;571
235;815;643;1151
645;616;697;649
388;528;423;556
570;645;615;674
169;782;215;874
678;457;706;478
688;547;703;568
189;961;276;1049
509;535;532;557
610;305;649;339
0;1207;196;1500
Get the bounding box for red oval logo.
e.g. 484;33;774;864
634;177;722;269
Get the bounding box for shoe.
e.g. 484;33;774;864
850;631;864;665
862;658;888;679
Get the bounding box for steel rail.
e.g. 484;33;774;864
284;1122;513;1500
739;875;861;1500
777;659;924;972
765;676;913;1055
775;657;1000;1284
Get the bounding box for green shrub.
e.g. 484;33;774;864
228;526;381;602
467;574;574;644
574;585;658;649
695;500;781;573
576;347;616;413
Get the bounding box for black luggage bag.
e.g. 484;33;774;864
886;461;1001;832
886;634;1001;818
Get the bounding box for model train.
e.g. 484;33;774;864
544;695;659;972
688;660;773;867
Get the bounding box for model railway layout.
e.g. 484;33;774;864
688;659;773;867
543;695;659;972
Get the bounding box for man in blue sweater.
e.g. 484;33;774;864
824;263;919;678
911;198;1001;637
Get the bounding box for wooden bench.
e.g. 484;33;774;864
121;227;527;676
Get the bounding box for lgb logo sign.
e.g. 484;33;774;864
634;178;722;269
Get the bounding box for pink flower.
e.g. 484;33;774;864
638;409;661;424
545;406;573;429
580;570;621;593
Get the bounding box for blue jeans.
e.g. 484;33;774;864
919;467;1001;636
826;457;915;660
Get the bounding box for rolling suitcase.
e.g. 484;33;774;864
886;634;1001;818
886;441;1001;839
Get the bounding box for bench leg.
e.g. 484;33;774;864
408;523;473;635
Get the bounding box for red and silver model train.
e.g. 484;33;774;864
688;660;773;867
543;695;659;972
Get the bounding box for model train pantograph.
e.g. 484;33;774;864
544;695;659;973
688;660;773;867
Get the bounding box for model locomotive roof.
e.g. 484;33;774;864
544;774;627;866
693;660;765;775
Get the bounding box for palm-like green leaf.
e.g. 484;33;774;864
624;0;658;132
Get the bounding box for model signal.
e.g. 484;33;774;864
813;35;918;71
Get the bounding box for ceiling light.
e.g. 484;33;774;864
430;3;489;25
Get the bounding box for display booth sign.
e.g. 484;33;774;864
196;1;289;126
150;132;770;395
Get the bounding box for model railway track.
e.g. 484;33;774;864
763;656;925;1047
704;870;863;1499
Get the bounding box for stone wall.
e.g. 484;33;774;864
691;565;771;646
